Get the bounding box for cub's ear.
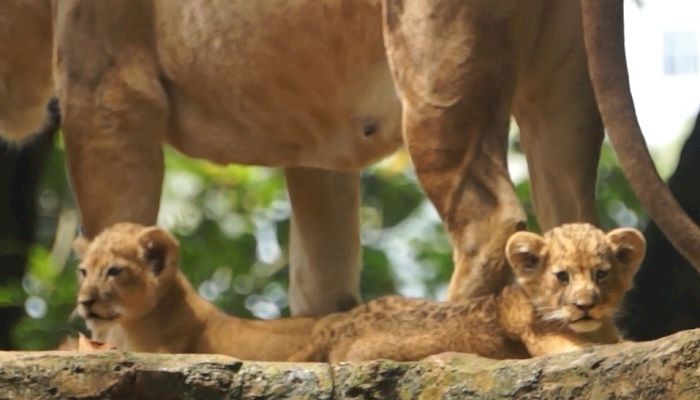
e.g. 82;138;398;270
73;235;90;259
506;231;547;278
606;228;646;275
137;227;179;276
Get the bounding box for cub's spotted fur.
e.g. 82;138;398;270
289;223;645;362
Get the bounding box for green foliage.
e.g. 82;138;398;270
5;134;648;350
596;145;646;229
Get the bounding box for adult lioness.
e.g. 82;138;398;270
289;223;645;362
2;0;698;315
74;223;324;360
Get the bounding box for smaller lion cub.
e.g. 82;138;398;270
73;223;321;361
289;223;645;362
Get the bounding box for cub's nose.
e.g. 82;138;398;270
574;301;595;311
78;297;96;308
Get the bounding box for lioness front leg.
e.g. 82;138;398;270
62;97;166;237
285;167;361;316
56;1;168;237
383;0;526;299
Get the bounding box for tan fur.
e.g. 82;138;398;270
0;0;53;140
1;1;697;315
75;223;321;361
289;223;645;362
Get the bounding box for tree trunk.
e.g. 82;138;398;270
1;328;698;399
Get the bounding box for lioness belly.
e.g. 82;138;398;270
153;0;402;169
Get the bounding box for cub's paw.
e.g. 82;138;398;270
422;351;466;366
77;333;118;352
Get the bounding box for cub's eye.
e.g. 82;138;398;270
78;268;87;278
106;266;122;277
596;270;609;281
555;271;569;283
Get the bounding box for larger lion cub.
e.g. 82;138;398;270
289;223;645;362
74;223;321;361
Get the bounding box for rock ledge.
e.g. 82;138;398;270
1;328;698;399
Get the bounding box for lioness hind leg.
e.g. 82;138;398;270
285;167;361;316
513;0;603;230
383;0;526;300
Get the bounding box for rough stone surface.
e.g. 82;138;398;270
0;328;698;399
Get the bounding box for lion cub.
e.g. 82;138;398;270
74;223;320;361
289;223;645;362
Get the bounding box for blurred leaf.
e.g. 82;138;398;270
362;172;424;228
26;246;55;282
361;246;395;301
0;278;25;308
